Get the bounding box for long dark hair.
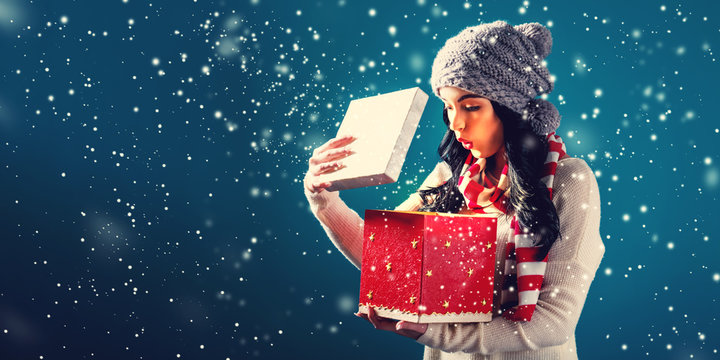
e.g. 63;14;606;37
417;100;561;260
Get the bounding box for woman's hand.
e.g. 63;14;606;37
304;134;357;193
355;305;428;340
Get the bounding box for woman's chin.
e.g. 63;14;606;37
470;149;484;158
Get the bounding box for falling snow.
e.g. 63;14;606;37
0;0;718;359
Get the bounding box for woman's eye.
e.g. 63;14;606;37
464;106;480;111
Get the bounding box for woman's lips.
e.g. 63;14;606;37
458;138;473;149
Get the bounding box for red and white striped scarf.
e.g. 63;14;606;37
457;132;567;321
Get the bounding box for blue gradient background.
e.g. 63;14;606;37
0;0;718;359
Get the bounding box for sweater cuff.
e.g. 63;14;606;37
417;323;443;348
415;323;447;349
415;322;487;354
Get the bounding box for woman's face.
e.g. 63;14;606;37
439;86;504;159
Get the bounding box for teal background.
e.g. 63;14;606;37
0;0;718;358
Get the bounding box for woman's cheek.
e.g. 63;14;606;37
479;123;504;157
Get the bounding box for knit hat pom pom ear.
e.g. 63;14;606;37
514;23;552;59
524;98;561;136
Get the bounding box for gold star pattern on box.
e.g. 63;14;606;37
409;295;417;304
481;298;487;306
467;268;474;277
442;300;449;309
385;262;392;272
444;240;451;248
425;270;432;277
486;242;492;249
369;233;375;241
411;239;419;249
367;290;373;300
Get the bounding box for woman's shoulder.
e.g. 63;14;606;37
548;156;604;263
418;161;453;190
552;156;600;208
435;161;453;179
555;156;595;184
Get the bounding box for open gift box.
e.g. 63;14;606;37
358;209;499;323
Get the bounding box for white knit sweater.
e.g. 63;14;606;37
304;157;605;359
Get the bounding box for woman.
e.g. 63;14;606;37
304;20;604;359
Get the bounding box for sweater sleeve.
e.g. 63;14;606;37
416;158;605;354
305;161;451;271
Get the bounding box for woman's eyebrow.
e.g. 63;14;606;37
458;94;483;102
440;94;484;102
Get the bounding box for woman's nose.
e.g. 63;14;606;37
449;113;465;132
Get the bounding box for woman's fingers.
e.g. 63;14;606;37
304;135;356;194
355;309;425;339
311;136;355;161
303;164;333;193
396;321;428;339
310;136;356;165
303;159;345;193
306;181;332;193
315;160;347;174
311;146;355;165
314;135;356;156
367;306;398;332
366;306;380;329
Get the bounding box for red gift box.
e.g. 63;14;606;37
358;209;498;323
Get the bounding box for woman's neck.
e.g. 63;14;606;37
489;146;507;180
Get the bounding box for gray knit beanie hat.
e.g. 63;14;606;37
430;20;560;136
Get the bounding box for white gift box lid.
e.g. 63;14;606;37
320;87;428;191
